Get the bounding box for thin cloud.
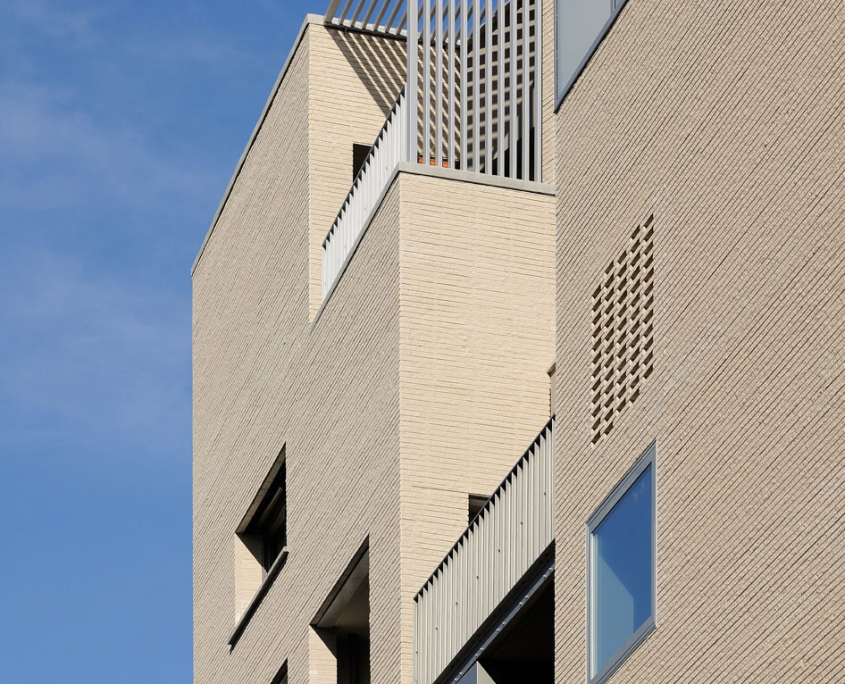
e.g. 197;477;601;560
0;248;190;463
1;0;110;47
0;79;217;213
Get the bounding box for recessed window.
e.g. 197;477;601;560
587;442;655;684
312;543;371;684
555;0;630;105
231;449;289;643
243;459;287;577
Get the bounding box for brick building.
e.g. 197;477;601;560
192;2;844;683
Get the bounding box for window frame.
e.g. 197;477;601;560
585;440;656;684
243;459;287;577
554;0;632;110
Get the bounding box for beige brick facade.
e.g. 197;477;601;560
553;1;844;682
193;20;555;684
194;2;843;683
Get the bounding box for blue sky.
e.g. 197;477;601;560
0;1;315;680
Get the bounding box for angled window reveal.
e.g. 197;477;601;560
555;0;630;106
231;448;288;645
587;442;656;684
243;459;287;578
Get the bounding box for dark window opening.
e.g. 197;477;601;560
469;494;489;524
353;144;372;180
313;546;371;684
244;460;287;577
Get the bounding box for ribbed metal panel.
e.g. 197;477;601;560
321;88;407;299
413;417;555;684
322;0;544;300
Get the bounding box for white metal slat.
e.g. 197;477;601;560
515;465;524;578
548;423;554;538
424;584;431;682
496;0;505;177
508;0;517;179
527;445;535;564
521;0;529;180
460;0;468;168
488;493;504;605
448;555;455;673
453;537;462;658
435;0;443;167
436;568;443;677
515;466;522;580
537;431;546;550
387;0;406;34
472;0;480;171
373;0;393;30
407;0;419;162
534;0;542;181
483;0;493;173
473;520;481;635
448;0;456;169
423;0;431;165
526;441;535;563
350;0;368;27
481;504;489;617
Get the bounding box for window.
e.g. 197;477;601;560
231;450;289;645
555;0;629;105
353;143;371;180
468;494;488;524
312;543;371;684
587;442;655;684
243;459;287;577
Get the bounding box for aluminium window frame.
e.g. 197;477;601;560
554;0;631;111
585;440;656;684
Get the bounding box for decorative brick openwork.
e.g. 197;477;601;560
591;216;655;444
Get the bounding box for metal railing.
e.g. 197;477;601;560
325;0;543;181
413;416;555;684
321;88;408;299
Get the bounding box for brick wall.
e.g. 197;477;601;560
193;23;405;684
194;20;557;684
398;172;556;678
553;1;845;682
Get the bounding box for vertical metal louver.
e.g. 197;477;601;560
413;417;555;684
325;0;543;182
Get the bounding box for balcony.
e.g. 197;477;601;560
320;0;544;302
322;89;408;298
413;417;555;684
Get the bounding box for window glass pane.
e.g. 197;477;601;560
556;0;613;97
592;464;653;675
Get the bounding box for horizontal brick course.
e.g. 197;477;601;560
193;23;556;684
553;1;844;682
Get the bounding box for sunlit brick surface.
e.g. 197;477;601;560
193;22;555;684
553;2;845;682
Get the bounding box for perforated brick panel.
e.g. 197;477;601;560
590;216;655;444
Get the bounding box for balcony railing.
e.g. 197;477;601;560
321;88;408;300
320;0;543;303
413;417;555;684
